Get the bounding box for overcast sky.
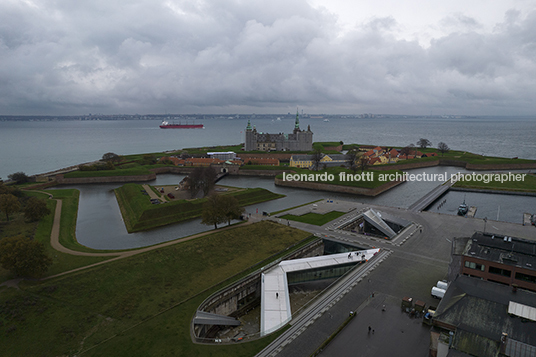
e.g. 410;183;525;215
1;0;535;116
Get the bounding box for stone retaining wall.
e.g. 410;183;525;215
465;162;536;170
238;153;294;161
450;186;536;197
274;177;405;196
372;159;536;171
235;169;289;177
55;173;156;184
372;160;440;171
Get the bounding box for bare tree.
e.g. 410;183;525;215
437;142;450;156
400;144;415;156
311;148;323;171
102;152;122;164
186;167;217;198
416;138;432;149
346;146;360;172
358;155;369;173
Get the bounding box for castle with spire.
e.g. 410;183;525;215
244;110;313;151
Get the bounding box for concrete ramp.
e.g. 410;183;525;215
193;311;241;326
260;248;380;336
363;209;396;239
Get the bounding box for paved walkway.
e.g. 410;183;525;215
142;184;165;202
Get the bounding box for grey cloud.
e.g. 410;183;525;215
0;0;535;115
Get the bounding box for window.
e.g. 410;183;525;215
489;266;511;277
515;272;536;284
464;260;485;271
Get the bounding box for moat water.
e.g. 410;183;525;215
52;167;535;250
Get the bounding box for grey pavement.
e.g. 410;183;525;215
257;199;536;357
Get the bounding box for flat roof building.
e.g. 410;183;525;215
431;275;536;357
449;232;536;293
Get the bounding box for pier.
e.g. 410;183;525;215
524;213;535;226
467;206;477;218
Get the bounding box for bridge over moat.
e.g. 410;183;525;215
408;179;455;212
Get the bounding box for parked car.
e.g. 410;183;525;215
167;193;175;199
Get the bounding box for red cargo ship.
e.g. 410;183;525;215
159;120;204;129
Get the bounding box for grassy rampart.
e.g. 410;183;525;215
276;167;404;189
0;221;311;356
115;184;285;232
452;173;536;193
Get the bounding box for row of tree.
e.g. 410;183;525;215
0;183;53;278
0;183;51;222
201;194;244;229
415;138;450;155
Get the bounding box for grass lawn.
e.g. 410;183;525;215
0;221;311;356
453;173;536;192
382;148;535;167
281;211;347;226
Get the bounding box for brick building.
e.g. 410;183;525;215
450;232;536;293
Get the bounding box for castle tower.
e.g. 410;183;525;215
245;119;257;151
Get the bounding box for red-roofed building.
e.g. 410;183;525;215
373;146;384;154
245;158;280;166
369;157;381;165
364;149;376;157
184;158;224;167
388;149;399;158
159;156;185;166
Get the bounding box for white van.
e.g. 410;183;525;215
436;281;448;290
431;287;446;299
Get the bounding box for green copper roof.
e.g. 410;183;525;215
295;109;300;129
246;119;252;130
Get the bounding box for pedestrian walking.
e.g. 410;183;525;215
276;292;278;299
368;326;371;333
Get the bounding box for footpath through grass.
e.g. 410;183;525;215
115;184;285;232
0;221;311;356
281;211;347;226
